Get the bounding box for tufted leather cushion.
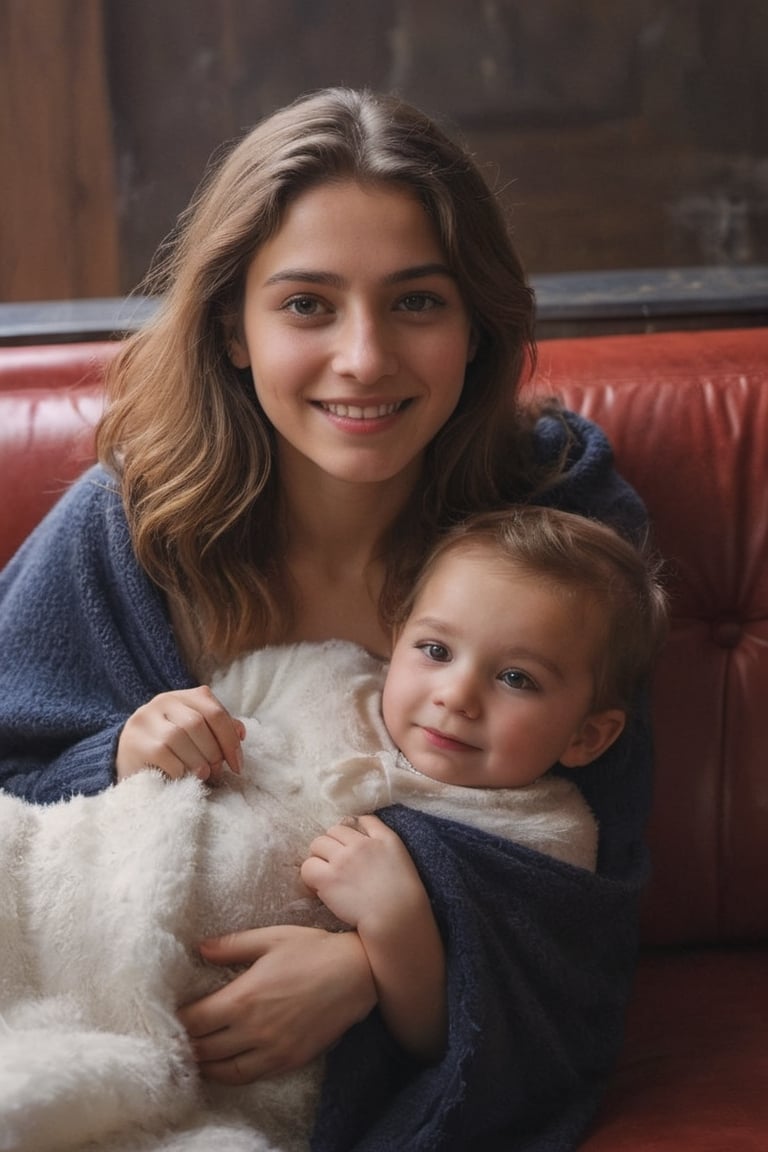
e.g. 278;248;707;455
0;342;115;569
580;947;768;1149
528;329;768;948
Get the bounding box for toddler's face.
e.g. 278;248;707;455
382;544;618;788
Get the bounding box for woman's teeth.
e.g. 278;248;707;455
321;401;402;419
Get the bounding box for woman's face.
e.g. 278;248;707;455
230;180;475;495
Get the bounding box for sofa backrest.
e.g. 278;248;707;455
530;329;768;947
0;342;115;569
1;328;766;948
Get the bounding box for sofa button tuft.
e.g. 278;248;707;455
712;619;742;648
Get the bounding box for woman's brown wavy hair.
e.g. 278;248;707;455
97;87;558;661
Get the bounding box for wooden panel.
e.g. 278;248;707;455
0;0;118;301
103;0;768;289
2;1;766;299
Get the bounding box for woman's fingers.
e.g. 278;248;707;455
198;1047;284;1085
178;930;280;1041
155;688;244;775
197;929;272;968
177;927;377;1083
116;686;244;780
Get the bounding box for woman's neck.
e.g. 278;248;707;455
280;463;416;572
278;468;417;657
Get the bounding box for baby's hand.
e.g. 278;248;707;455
116;686;245;783
300;815;423;932
301;816;446;1061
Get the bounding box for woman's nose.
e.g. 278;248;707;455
331;309;398;384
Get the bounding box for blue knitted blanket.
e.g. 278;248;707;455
314;803;645;1152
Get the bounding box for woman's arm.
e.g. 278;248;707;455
0;467;195;801
301;814;447;1062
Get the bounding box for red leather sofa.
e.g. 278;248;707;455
1;327;767;1148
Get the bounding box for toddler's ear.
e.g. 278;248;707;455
559;709;626;768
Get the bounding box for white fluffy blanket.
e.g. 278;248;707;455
0;641;596;1152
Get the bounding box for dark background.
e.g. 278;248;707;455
2;0;767;302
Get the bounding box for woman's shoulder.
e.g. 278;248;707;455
2;463;131;589
34;464;127;552
64;462;121;505
528;405;647;542
27;463;122;528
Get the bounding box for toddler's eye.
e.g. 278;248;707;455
499;668;536;691
416;642;451;663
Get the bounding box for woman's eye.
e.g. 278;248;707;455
500;669;536;691
417;642;450;662
397;292;442;313
283;295;326;317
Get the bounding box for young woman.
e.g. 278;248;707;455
0;88;650;1150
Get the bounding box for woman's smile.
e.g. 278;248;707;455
312;397;412;433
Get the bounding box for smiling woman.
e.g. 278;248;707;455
0;86;652;1152
228;181;474;500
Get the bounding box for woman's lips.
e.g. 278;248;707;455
312;398;410;433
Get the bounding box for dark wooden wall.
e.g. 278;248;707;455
1;0;119;300
2;0;767;301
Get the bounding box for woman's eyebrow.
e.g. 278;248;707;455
383;263;454;285
264;269;344;287
263;262;453;288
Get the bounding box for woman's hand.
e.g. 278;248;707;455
116;686;245;783
177;925;377;1083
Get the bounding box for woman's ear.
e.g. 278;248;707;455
467;325;480;363
559;709;626;768
224;320;250;369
